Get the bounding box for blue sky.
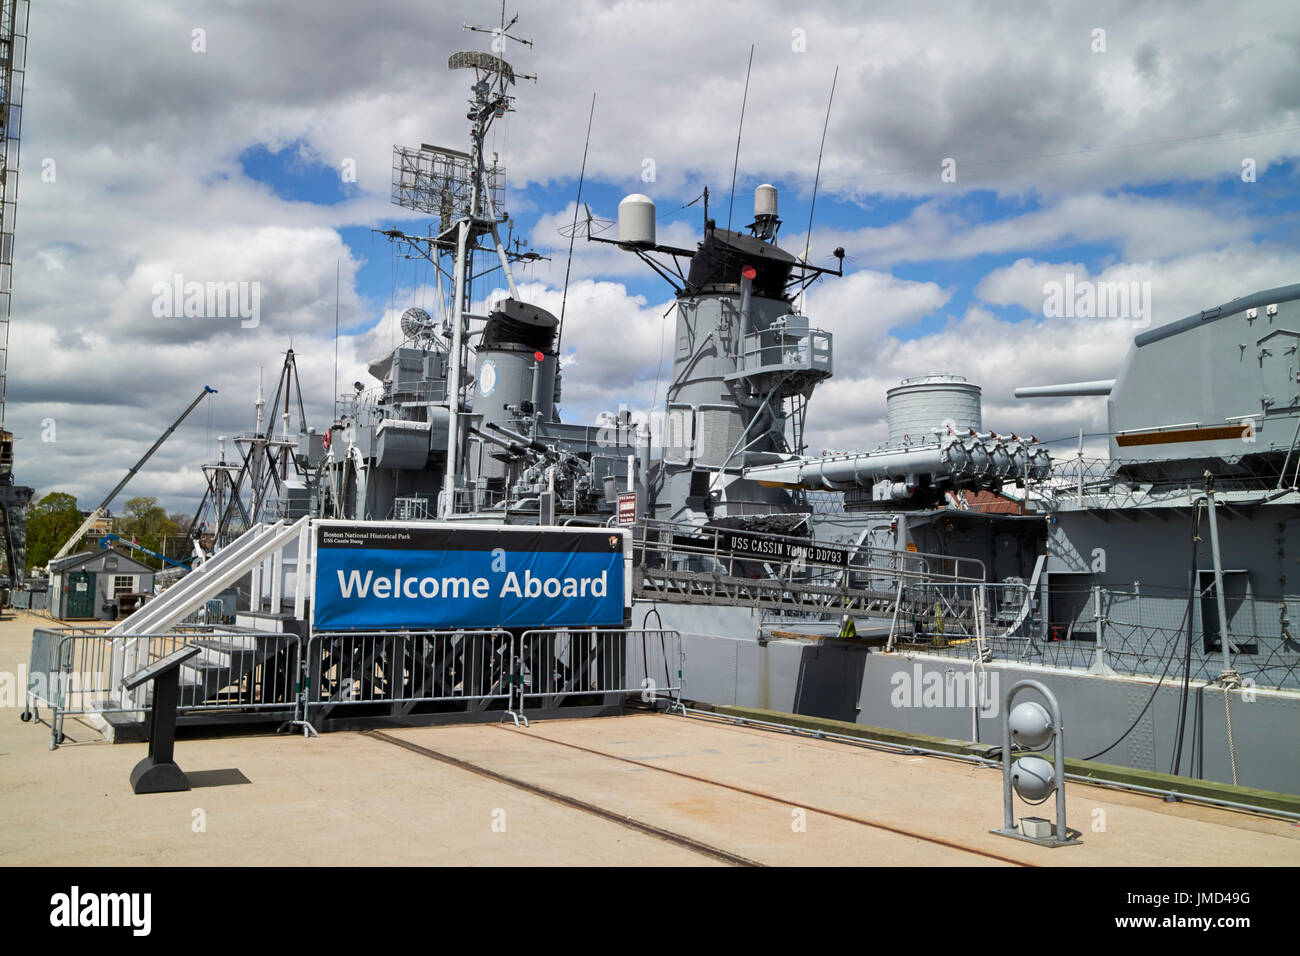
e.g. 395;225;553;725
13;0;1300;509
241;138;1300;345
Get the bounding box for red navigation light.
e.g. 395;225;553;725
534;351;545;363
741;265;757;281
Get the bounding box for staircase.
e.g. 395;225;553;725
175;630;299;711
105;517;312;719
109;516;311;636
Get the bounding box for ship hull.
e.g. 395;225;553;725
634;598;1300;796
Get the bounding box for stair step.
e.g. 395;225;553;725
188;639;260;667
182;658;247;676
193;636;261;654
194;636;260;650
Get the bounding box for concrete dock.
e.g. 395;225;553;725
3;612;1297;866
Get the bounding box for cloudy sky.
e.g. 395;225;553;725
11;0;1300;514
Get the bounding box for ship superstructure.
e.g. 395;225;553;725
27;18;1300;801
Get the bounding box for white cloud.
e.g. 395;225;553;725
9;0;1298;513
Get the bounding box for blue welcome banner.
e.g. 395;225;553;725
312;522;627;631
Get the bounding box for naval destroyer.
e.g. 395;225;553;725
29;20;1300;799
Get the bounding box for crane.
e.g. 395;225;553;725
96;533;190;570
49;386;218;564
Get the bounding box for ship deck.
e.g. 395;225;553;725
3;612;1297;866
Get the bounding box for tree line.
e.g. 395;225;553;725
25;493;193;572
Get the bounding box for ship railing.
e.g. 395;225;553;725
1032;454;1294;509
448;486;498;515
390;494;436;521
734;324;833;379
24;624;298;750
632;517;984;591
890;582;1037;652
1087;584;1300;690
389;380;449;404
803;490;846;515
910;581;1300;691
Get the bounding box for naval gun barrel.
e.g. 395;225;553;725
1014;379;1115;398
468;426;534;459
486;421;555;456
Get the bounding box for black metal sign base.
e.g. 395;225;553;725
122;645;202;795
129;755;192;794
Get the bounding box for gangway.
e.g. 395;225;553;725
631;519;984;619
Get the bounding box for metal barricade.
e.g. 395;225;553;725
512;628;683;721
24;625;302;749
25;626;67;720
25;626;115;750
302;629;514;728
132;630;302;714
25;624;688;742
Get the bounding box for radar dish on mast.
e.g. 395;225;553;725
558;202;614;239
400;307;439;348
448;50;516;84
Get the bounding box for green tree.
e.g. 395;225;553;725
25;492;82;571
117;497;180;568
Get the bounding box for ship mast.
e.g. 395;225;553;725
387;12;537;517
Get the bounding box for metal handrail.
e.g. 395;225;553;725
633;516;986;584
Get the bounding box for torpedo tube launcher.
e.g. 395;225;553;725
310;521;632;631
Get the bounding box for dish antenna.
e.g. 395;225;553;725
400;306;440;349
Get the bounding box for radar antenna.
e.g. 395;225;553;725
378;12;539;518
558;203;613;240
400;306;441;350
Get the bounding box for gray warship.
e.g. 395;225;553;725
30;24;1299;799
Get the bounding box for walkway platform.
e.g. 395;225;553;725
2;612;1297;866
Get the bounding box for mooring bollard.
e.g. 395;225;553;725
121;645;202;794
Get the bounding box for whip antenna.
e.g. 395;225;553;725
557;92;597;357
800;66;838;310
333;257;340;418
725;45;755;234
